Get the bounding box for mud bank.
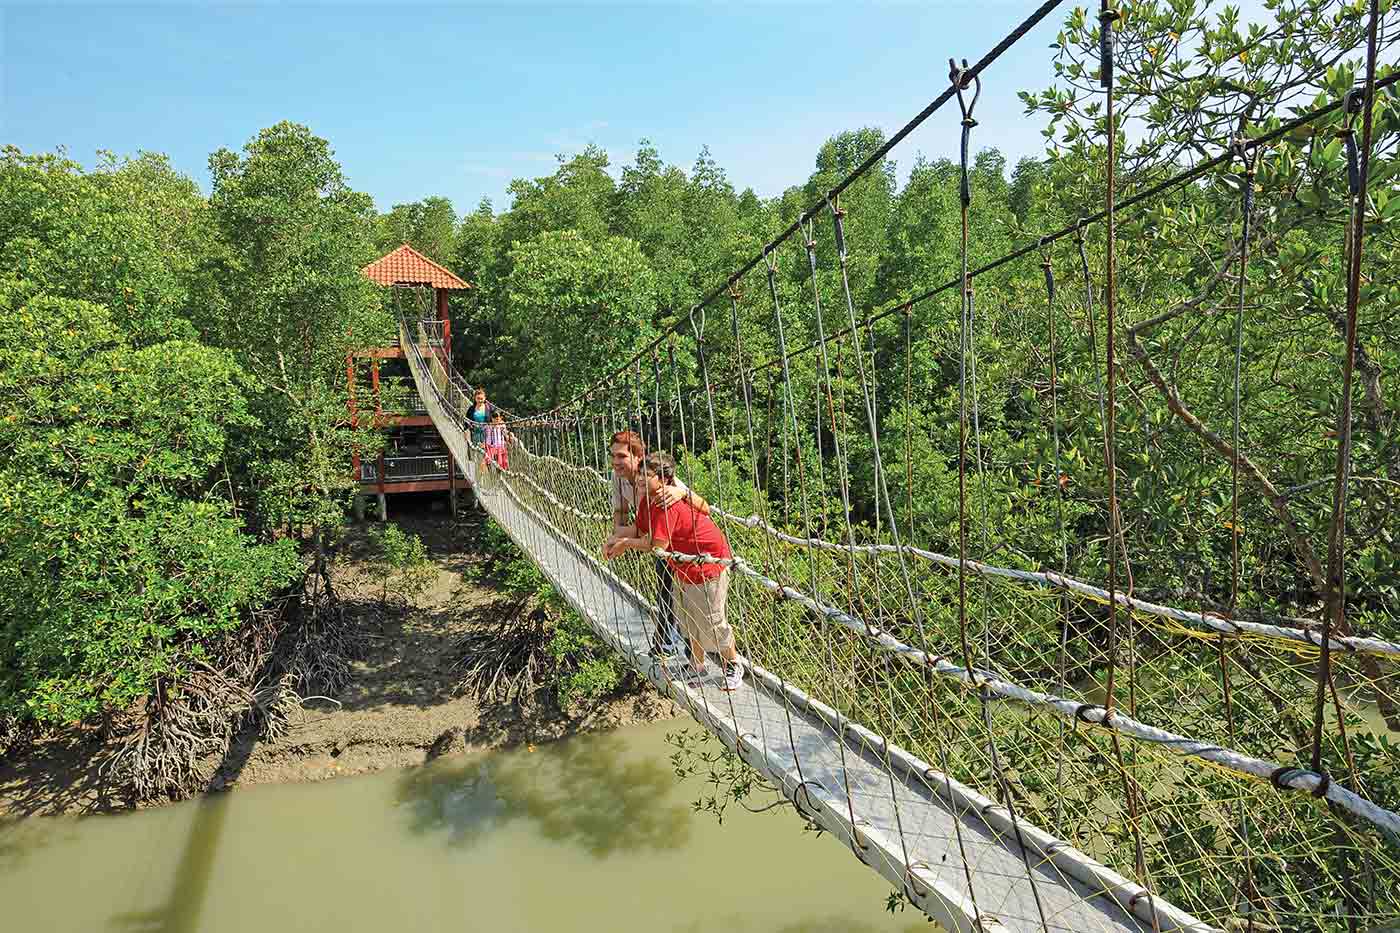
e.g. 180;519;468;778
0;509;680;819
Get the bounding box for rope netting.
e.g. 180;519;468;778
383;2;1400;928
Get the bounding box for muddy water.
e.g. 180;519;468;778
0;720;934;933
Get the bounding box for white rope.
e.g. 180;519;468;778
707;507;1400;660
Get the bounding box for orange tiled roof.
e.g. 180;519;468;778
361;244;470;290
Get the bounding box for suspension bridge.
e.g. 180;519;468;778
374;2;1399;930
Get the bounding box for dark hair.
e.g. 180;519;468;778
642;451;676;481
609;430;645;458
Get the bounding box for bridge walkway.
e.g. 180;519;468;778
402;324;1209;933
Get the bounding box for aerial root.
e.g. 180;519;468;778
100;569;357;802
452;595;551;704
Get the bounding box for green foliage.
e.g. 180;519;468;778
545;614;623;707
1;121;392;743
198;121;392;533
0;148;200;346
504;229;660;408
378;196;457;261
0;283;299;723
367;524;436;614
665;727;806;829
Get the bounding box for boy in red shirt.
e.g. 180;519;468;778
603;452;743;690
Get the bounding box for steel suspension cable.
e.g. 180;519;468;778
747;69;1400;377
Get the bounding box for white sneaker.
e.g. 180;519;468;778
721;658;745;692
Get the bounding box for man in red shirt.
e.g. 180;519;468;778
603;452;743;690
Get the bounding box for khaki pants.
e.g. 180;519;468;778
673;569;734;655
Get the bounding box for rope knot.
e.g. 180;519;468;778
948;58;980;112
688;304;707;343
828;196;848;258
1074;703;1108;725
1270;766;1332;799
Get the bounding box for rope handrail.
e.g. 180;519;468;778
631;545;1400;839
405;317;1400;839
702;508;1400;660
406;356;1400;843
431;371;1400;662
463;430;1400;659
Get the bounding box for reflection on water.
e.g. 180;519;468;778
397;731;691;857
0;720;934;933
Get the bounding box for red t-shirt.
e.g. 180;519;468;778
635;496;732;584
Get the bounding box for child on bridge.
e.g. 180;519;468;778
603;451;743;692
483;412;509;470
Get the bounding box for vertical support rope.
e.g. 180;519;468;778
1315;0;1381;772
758;246;835;831
1098;3;1153;911
726;285;777;759
799;222;873;868
947;61;1050;930
953;58;980;683
1228;124;1260;930
902;303;914;538
948;76;992;918
1099;0;1123;732
827;196;923;891
1041;242;1074;838
687;302;754;747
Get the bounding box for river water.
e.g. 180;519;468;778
1;719;934;933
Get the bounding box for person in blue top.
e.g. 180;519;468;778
467;387;492;444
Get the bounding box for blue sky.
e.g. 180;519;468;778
4;2;1071;215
